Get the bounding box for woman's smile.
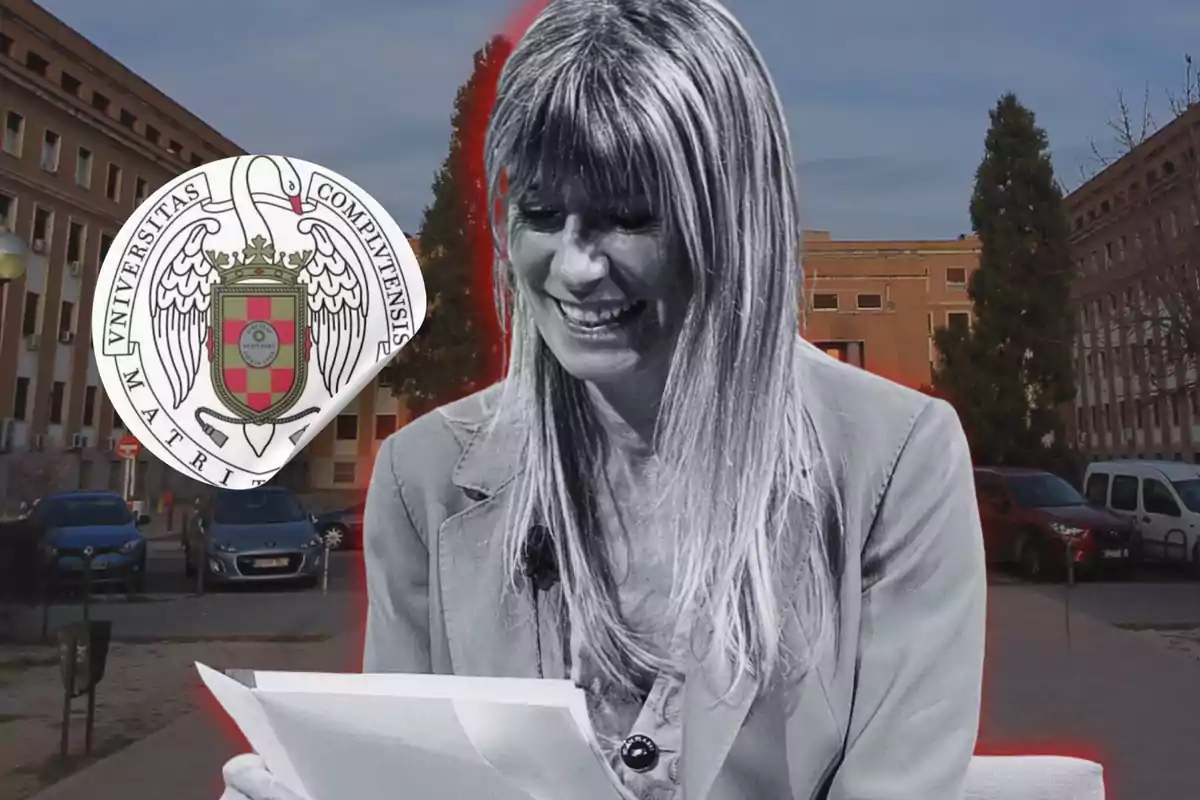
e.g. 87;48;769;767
553;297;649;338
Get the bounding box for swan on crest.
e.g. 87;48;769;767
148;155;369;458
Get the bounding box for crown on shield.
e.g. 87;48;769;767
203;235;310;284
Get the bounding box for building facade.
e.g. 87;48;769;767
0;0;244;508
801;230;980;389
1066;103;1200;462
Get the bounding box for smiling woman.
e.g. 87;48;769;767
221;0;986;798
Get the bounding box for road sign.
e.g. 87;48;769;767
114;434;141;460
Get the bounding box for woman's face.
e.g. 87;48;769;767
507;179;690;385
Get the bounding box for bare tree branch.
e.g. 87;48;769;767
1166;54;1197;118
6;449;72;505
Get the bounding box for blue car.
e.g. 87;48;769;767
184;487;325;588
34;491;149;592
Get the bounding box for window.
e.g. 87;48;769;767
105;163;122;201
40;129;59;171
945;267;967;286
1084;472;1110;505
144;125;160;145
1168;210;1178;238
3;110;25;156
947;311;970;331
167;139;182;155
22;291;39;336
98;232;114;263
82;385;97;427
59;300;74;335
0;192;14;230
0;33;12;56
91;92;110;113
134;177;148;205
24;51;48;76
189;153;203;168
66;221;84;263
112;412;125;430
49;381;65;425
856;293;883;310
1109;475;1138;511
374;414;397;439
974;482;1010;513
75;147;92;188
335;414;358;440
811;293;838;311
60;71;81;96
119;109;136;129
31;206;52;249
332;461;357;484
1142;478;1181;517
13;377;30;421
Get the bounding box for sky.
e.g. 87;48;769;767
35;0;1200;241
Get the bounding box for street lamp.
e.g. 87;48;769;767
0;227;29;284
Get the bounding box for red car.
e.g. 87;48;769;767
973;467;1135;581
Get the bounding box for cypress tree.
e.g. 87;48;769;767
377;37;511;416
934;93;1078;472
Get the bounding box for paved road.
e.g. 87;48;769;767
11;555;1200;800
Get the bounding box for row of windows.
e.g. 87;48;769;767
1075;199;1199;280
1077;389;1200;436
0;190;115;270
1072;146;1196;235
3;108;153;210
11;376;99;428
1078;261;1198;331
0;32;206;168
332;413;399;442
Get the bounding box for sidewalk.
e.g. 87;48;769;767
978;584;1200;799
25;584;1200;800
29;633;358;800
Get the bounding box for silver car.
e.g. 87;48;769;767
184;487;325;588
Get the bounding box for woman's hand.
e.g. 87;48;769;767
220;754;303;800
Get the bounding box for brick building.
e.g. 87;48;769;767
801;230;980;389
1066;102;1200;462
0;0;243;506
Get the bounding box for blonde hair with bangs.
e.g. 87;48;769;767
483;0;832;693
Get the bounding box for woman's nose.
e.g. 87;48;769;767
553;215;608;293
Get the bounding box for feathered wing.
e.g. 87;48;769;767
300;221;367;397
150;219;220;409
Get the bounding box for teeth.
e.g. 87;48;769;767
558;300;640;326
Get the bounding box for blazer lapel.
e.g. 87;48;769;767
437;409;568;679
682;485;822;800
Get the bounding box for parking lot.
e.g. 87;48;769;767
2;527;1200;799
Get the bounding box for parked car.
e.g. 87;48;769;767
1083;460;1200;575
33;491;149;593
184;487;325;588
973;467;1134;581
314;501;364;550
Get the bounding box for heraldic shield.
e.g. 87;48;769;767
210;266;308;426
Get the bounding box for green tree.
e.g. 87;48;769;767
377;37;512;416
933;93;1078;470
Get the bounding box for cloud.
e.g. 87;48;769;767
35;0;1200;239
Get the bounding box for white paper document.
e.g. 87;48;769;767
196;663;630;800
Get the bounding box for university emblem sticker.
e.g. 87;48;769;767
92;155;426;489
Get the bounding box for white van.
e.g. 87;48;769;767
1082;460;1200;572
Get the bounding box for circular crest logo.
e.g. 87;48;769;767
91;155;427;490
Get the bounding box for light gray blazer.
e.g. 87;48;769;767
361;341;986;799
